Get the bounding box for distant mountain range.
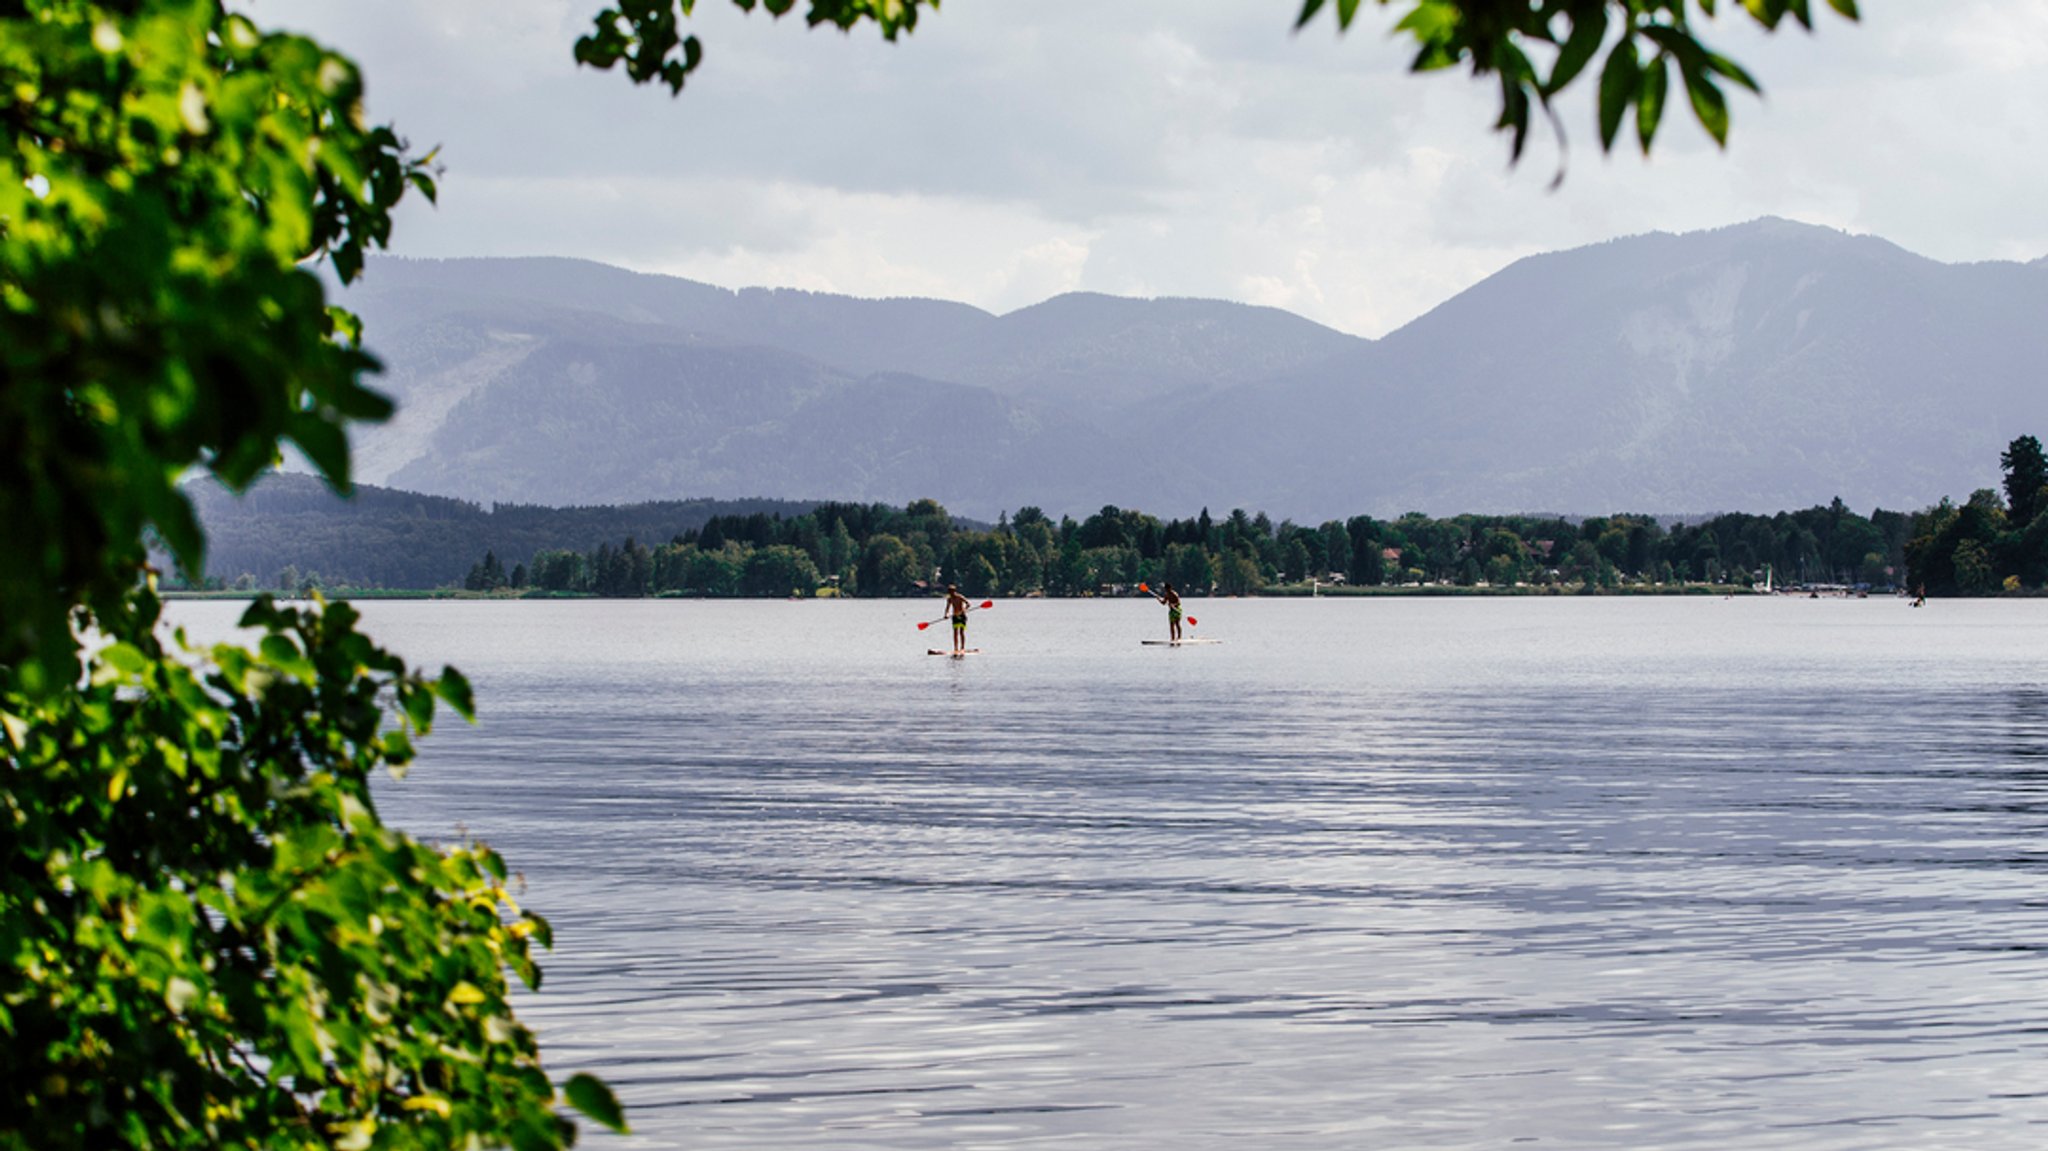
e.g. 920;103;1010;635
330;219;2048;520
183;474;821;591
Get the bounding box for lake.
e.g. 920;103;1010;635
168;596;2048;1149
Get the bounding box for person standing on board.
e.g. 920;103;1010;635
943;584;971;653
1152;581;1184;644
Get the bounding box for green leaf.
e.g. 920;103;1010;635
399;681;435;730
1686;68;1730;145
326;305;363;348
564;1073;628;1133
1706;50;1761;94
1394;1;1460;47
381;728;415;766
1637;55;1669;152
290;413;353;492
99;642;150;677
433;666;476;722
259;633;316;681
1597;39;1640;152
1546;8;1608;96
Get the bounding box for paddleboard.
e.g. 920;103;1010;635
928;649;982;657
1141;638;1221;646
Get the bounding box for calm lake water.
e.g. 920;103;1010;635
167;596;2048;1149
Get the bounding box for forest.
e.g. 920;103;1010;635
1902;435;2048;596
180;439;2048;600
454;498;1914;598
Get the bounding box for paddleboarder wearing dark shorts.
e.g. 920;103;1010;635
1153;581;1184;643
943;584;970;653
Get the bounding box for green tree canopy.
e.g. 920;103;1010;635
1;2;621;1145
2001;434;2047;529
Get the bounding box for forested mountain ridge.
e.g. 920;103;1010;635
332;220;2048;520
180;472;825;590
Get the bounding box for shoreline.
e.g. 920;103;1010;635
163;583;1906;602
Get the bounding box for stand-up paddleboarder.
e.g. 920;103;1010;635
1152;581;1184;644
943;584;971;653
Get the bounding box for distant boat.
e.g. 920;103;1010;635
1759;565;1774;595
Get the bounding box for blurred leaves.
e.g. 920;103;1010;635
578;0;937;94
0;0;424;688
1296;0;1855;164
575;1;1855;169
565;1073;630;1134
2;3;610;1146
2;589;592;1148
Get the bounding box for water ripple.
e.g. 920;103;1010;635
165;596;2048;1150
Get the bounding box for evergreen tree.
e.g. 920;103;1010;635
1345;516;1381;585
2002;435;2048;529
1282;537;1312;584
1320;521;1351;581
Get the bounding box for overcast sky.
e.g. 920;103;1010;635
260;1;2048;338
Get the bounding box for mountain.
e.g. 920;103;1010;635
330;220;2048;520
342;257;1360;425
181;473;824;590
1185;218;2048;517
335;256;1357;515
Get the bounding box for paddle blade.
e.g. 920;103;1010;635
979;600;994;609
916;620;932;630
1137;582;1151;593
1187;617;1198;627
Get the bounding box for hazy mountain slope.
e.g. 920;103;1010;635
1183;219;2048;517
384;337;1169;516
179;473;822;588
342;257;1364;433
908;292;1368;421
358;257;999;378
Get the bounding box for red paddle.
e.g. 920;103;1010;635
916;600;994;629
1137;582;1195;626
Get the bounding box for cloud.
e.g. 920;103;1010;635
263;0;2048;336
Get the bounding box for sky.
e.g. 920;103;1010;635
258;1;2048;339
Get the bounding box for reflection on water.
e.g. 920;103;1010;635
171;597;2048;1148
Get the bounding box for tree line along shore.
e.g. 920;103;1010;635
164;437;2048;600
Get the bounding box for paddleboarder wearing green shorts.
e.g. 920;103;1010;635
943;584;970;653
1153;581;1184;643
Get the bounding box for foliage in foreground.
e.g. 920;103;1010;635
581;0;1858;166
0;592;615;1148
1;1;618;1145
